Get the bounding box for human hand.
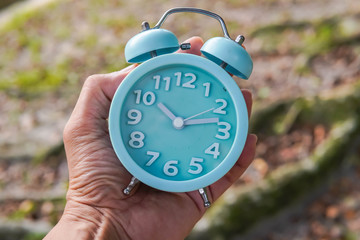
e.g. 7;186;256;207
45;37;257;240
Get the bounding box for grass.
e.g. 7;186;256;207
24;233;47;240
0;0;132;97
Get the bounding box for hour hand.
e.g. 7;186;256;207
157;103;176;120
184;118;219;125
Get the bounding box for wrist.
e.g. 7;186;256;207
45;201;129;240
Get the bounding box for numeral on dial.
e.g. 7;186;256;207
153;75;170;91
213;99;227;114
146;151;160;166
134;90;156;105
203;82;211;97
174;72;197;88
129;131;145;148
164;160;179;176
188;157;204;174
127;109;142;125
183;73;196;88
216;122;231;140
163;77;171;91
153;75;161;90
174;72;182;86
205;142;220;159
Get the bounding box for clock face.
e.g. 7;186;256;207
109;53;248;192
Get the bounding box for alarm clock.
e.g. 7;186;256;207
109;7;253;207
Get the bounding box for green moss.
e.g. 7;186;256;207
100;14;138;30
0;0;60;33
251;83;360;137
105;60;129;73
0;59;71;96
0;10;37;33
251;21;309;37
14;69;45;89
0;58;112;96
301;21;336;56
298;88;360;128
293;54;312;75
24;233;47;240
81;33;98;48
250;21;309;54
88;0;123;8
250;15;360;59
344;230;358;240
32;142;64;165
9;200;36;220
250;100;294;135
257;87;271;99
100;43;128;73
225;0;278;8
273;99;305;134
53;24;71;39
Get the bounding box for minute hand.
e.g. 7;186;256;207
184;118;219;125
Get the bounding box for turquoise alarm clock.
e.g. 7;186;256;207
109;8;253;207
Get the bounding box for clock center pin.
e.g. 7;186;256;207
173;117;185;129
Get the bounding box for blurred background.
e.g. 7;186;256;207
0;0;359;239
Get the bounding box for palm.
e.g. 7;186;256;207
64;112;203;239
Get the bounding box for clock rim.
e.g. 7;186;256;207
109;53;248;192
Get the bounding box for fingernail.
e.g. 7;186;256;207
108;64;138;78
121;64;137;73
250;134;258;144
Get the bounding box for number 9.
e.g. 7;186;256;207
127;109;142;125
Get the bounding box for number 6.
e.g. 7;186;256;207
164;160;179;176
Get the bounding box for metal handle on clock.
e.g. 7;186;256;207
153;7;232;40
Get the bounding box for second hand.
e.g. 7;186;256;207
184;107;215;121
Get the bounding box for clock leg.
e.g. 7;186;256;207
123;176;140;195
198;188;211;208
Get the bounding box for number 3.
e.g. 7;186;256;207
216;122;231;140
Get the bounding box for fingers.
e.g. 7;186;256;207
207;90;255;201
176;36;204;56
209;133;257;201
241;89;253;119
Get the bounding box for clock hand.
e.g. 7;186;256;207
157;102;188;130
184;107;215;121
157;103;177;121
184;117;219;125
157;103;218;129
